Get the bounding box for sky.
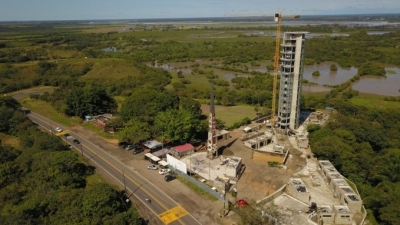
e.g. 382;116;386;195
1;0;399;21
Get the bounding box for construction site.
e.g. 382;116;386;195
163;13;366;225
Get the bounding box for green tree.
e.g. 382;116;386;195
179;97;202;119
64;87;85;117
118;118;151;144
155;109;201;143
83;183;122;223
307;124;321;133
64;86;117;118
119;89;179;123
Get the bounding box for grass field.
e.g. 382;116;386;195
18;97;81;127
202;104;257;127
350;94;400;110
116;29;275;43
113;96;126;112
81;58;141;81
0;133;20;148
85;173;106;189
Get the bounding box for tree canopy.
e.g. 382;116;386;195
154;109;204;143
309;102;400;224
64;85;117;118
0;97;143;224
119;89;179;123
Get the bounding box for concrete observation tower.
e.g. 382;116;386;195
277;32;307;130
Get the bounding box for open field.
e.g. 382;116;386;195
201;104;257;127
85;173;107;189
0;133;20;148
80;58;141;81
18;97;81;127
115;29;275;43
350;93;400;110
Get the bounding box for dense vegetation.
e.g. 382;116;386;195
0;97;142;224
309;101;400;225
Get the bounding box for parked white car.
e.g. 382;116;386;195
159;168;171;175
147;164;158;170
55;127;63;133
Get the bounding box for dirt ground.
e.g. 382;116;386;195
71;122;306;225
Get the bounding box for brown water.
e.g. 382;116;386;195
352;67;400;96
303;62;358;86
150;60;400;96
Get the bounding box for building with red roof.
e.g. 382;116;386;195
172;143;195;157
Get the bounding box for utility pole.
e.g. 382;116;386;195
122;170;127;193
48;111;53;134
80;144;84;159
161;130;164;151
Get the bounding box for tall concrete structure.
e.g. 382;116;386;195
277;32;307;130
207;80;218;159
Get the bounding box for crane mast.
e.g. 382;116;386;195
271;13;281;127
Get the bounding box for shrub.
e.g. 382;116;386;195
330;64;338;71
312;71;320;76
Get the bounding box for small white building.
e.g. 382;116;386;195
243;127;252;133
317;205;335;225
333;205;353;225
227;157;242;177
288;178;310;203
244;132;272;150
342;193;362;213
296;134;309;148
331;179;348;197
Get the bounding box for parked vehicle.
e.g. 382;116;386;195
164;174;175;182
147;164;158;170
133;148;143;155
72;139;80;144
118;141;129;149
125;145;134;151
159;168;171;175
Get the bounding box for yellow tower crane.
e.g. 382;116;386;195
271;13;300;127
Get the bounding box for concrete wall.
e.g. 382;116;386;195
341;194;362;213
334;213;353;225
257;184;287;204
318;212;335;224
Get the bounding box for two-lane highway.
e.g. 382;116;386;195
25;110;201;225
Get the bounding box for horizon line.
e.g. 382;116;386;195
0;13;399;23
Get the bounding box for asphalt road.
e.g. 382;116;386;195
24;110;202;225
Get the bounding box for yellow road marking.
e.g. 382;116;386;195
158;205;189;224
55;130;69;136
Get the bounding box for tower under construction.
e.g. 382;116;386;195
277;32;307;130
207;80;218;159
